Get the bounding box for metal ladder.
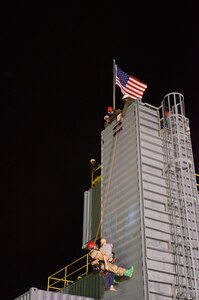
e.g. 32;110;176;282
160;92;199;300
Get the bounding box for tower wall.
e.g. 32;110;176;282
101;96;199;300
101;102;147;300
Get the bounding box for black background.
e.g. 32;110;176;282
1;2;199;299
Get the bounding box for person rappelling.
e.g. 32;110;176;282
87;241;134;278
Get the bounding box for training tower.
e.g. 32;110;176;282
16;92;199;300
83;92;199;300
101;92;199;299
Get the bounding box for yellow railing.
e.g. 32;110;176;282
47;254;90;292
91;165;101;188
196;173;199;193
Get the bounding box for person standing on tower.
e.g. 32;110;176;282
90;159;101;187
106;106;122;124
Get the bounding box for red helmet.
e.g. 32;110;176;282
107;106;113;113
164;111;169;117
87;241;95;250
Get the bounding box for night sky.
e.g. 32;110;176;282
1;2;199;299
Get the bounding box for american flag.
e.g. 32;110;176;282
116;65;147;100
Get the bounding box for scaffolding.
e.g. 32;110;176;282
160;92;199;300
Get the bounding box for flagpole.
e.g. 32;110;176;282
113;59;116;110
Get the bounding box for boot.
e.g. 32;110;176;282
114;275;120;285
123;266;134;278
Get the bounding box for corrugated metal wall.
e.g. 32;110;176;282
82;190;92;248
91;182;101;241
82;182;101;248
60;273;104;299
101;102;146;300
14;287;94;300
100;99;199;300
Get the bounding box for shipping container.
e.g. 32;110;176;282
60;273;104;299
14;287;94;300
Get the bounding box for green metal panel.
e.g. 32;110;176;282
101;101;147;300
82;181;101;248
91;181;101;241
60;273;104;300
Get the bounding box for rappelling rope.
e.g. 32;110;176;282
94;121;121;243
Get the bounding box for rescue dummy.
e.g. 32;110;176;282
100;238;117;291
100;238;114;262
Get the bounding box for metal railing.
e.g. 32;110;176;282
47;253;90;292
91;165;101;188
196;173;199;193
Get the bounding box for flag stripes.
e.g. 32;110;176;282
116;65;147;99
